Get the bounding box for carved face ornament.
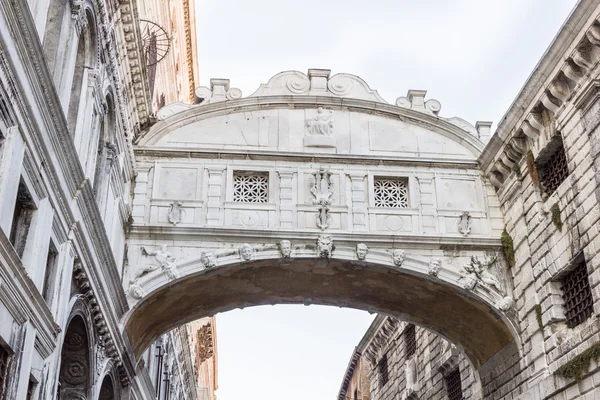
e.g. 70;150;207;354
201;251;216;268
392;249;405;266
356;243;369;260
240;244;254;261
279;240;292;257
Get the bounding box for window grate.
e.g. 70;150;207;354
374;178;408;208
0;345;11;400
233;172;268;203
377;354;389;388
404;324;416;358
538;142;568;196
561;257;594;328
444;368;463;400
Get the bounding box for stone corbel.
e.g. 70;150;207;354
548;75;572;102
540;91;561;114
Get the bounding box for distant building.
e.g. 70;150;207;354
136;0;200;111
339;316;476;400
188;317;219;400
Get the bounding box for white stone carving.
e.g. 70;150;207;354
317;235;333;258
310;167;334;230
239;244;254;261
137;245;178;282
200;251;217;269
233;172;268;203
374;178;408;208
458;211;472;236
392;249;406;267
395;90;441;116
356;243;369;260
128;284;146;300
306;107;334;136
279;240;292;258
460;256;505;294
428;259;441;277
168;201;185;225
495;296;515;311
156;102;194;121
194;78;242;104
286;74;310;94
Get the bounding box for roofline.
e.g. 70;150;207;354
479;0;598;169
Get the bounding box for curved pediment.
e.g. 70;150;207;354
141;69;491;161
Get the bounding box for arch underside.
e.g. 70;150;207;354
126;258;514;368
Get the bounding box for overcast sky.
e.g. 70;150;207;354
194;2;578;400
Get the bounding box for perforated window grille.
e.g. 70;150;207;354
561;256;594;328
444;368;463;400
404;324;416;358
538;142;568;196
0;345;11;400
233;172;268;203
377;354;389;388
374;178;408;208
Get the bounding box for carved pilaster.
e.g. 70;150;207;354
206;166;225;225
417;177;437;234
278;170;294;229
348;173;367;231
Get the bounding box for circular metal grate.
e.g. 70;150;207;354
140;19;171;67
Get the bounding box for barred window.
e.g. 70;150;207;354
444;368;463;400
233;172;268;203
561;255;594;328
537;139;568;197
374;177;408;208
377;354;389;388
0;345;11;400
404;324;416;358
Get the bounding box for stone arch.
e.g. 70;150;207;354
96;372;117;400
66;7;98;136
93;91;117;202
124;250;520;369
59;298;95;399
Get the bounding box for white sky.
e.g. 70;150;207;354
193;2;578;400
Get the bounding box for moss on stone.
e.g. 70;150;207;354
512;162;522;180
526;150;539;189
535;304;543;332
501;228;515;267
551;202;563;232
555;342;600;381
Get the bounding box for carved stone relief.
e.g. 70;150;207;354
168;201;185;225
457;211;472;236
279;240;292;258
317;235;334;258
428;259;441;277
356;243;369;260
140;245;179;281
460;255;514;310
239;244;254;261
310;167;334;230
200;251;217;269
392;249;406;267
305;108;336;148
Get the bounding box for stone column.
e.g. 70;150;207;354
348;173;367;231
278;170;295;229
206;166;225;225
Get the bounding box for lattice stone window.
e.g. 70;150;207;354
561;255;594;328
444;367;463;400
537;139;569;197
374;177;408;208
377;353;389;388
0;345;11;400
233;171;268;203
404;324;416;358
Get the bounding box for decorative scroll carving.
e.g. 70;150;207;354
356;243;369;261
200;251;217;269
168;201;184;225
239;244;254;261
310;167;334;230
457;211;472;236
392;249;406;267
428;259;441;277
317;235;333;258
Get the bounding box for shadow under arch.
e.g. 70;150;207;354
124;255;519;369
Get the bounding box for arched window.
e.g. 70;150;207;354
98;375;116;400
59;316;92;399
93;94;118;213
